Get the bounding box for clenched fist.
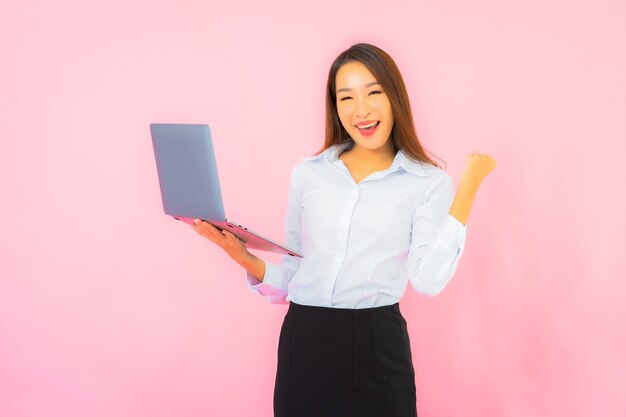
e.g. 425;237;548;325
460;152;496;187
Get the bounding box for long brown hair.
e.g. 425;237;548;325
320;43;443;169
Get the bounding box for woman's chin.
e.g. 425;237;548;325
351;138;392;152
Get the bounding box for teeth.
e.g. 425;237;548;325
357;122;378;129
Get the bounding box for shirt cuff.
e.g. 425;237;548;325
436;214;467;256
245;261;288;297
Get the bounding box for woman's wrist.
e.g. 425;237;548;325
449;179;480;225
233;249;254;267
236;251;266;282
458;176;481;195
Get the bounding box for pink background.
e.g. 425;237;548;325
1;1;625;416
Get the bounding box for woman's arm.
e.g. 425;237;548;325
406;152;495;297
448;152;496;225
190;164;304;304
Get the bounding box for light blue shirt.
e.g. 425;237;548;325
246;142;467;308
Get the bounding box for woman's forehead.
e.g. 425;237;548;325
336;62;379;91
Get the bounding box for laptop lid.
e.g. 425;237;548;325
150;123;226;222
150;123;303;258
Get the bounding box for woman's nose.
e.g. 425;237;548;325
356;99;371;118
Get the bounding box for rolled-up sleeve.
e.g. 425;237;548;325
407;173;466;297
245;165;303;304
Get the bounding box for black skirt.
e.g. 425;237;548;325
274;301;417;417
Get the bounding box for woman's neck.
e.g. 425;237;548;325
341;141;396;168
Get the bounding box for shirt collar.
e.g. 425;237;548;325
303;143;429;177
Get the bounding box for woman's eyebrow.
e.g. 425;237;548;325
336;81;380;94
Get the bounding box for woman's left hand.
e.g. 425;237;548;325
460;152;496;188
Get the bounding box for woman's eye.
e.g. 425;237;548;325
338;91;381;101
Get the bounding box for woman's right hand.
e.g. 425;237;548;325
191;219;250;263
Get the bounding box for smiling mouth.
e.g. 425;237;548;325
356;121;380;130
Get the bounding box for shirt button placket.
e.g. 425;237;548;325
326;184;360;306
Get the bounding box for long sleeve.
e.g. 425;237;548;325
244;165;303;304
407;172;466;297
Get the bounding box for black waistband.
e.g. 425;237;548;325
288;301;400;315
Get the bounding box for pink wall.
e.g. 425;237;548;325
1;1;625;416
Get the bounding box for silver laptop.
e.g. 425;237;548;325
150;123;302;258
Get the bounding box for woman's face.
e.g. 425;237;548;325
335;61;394;152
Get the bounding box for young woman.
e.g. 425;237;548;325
192;43;496;417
